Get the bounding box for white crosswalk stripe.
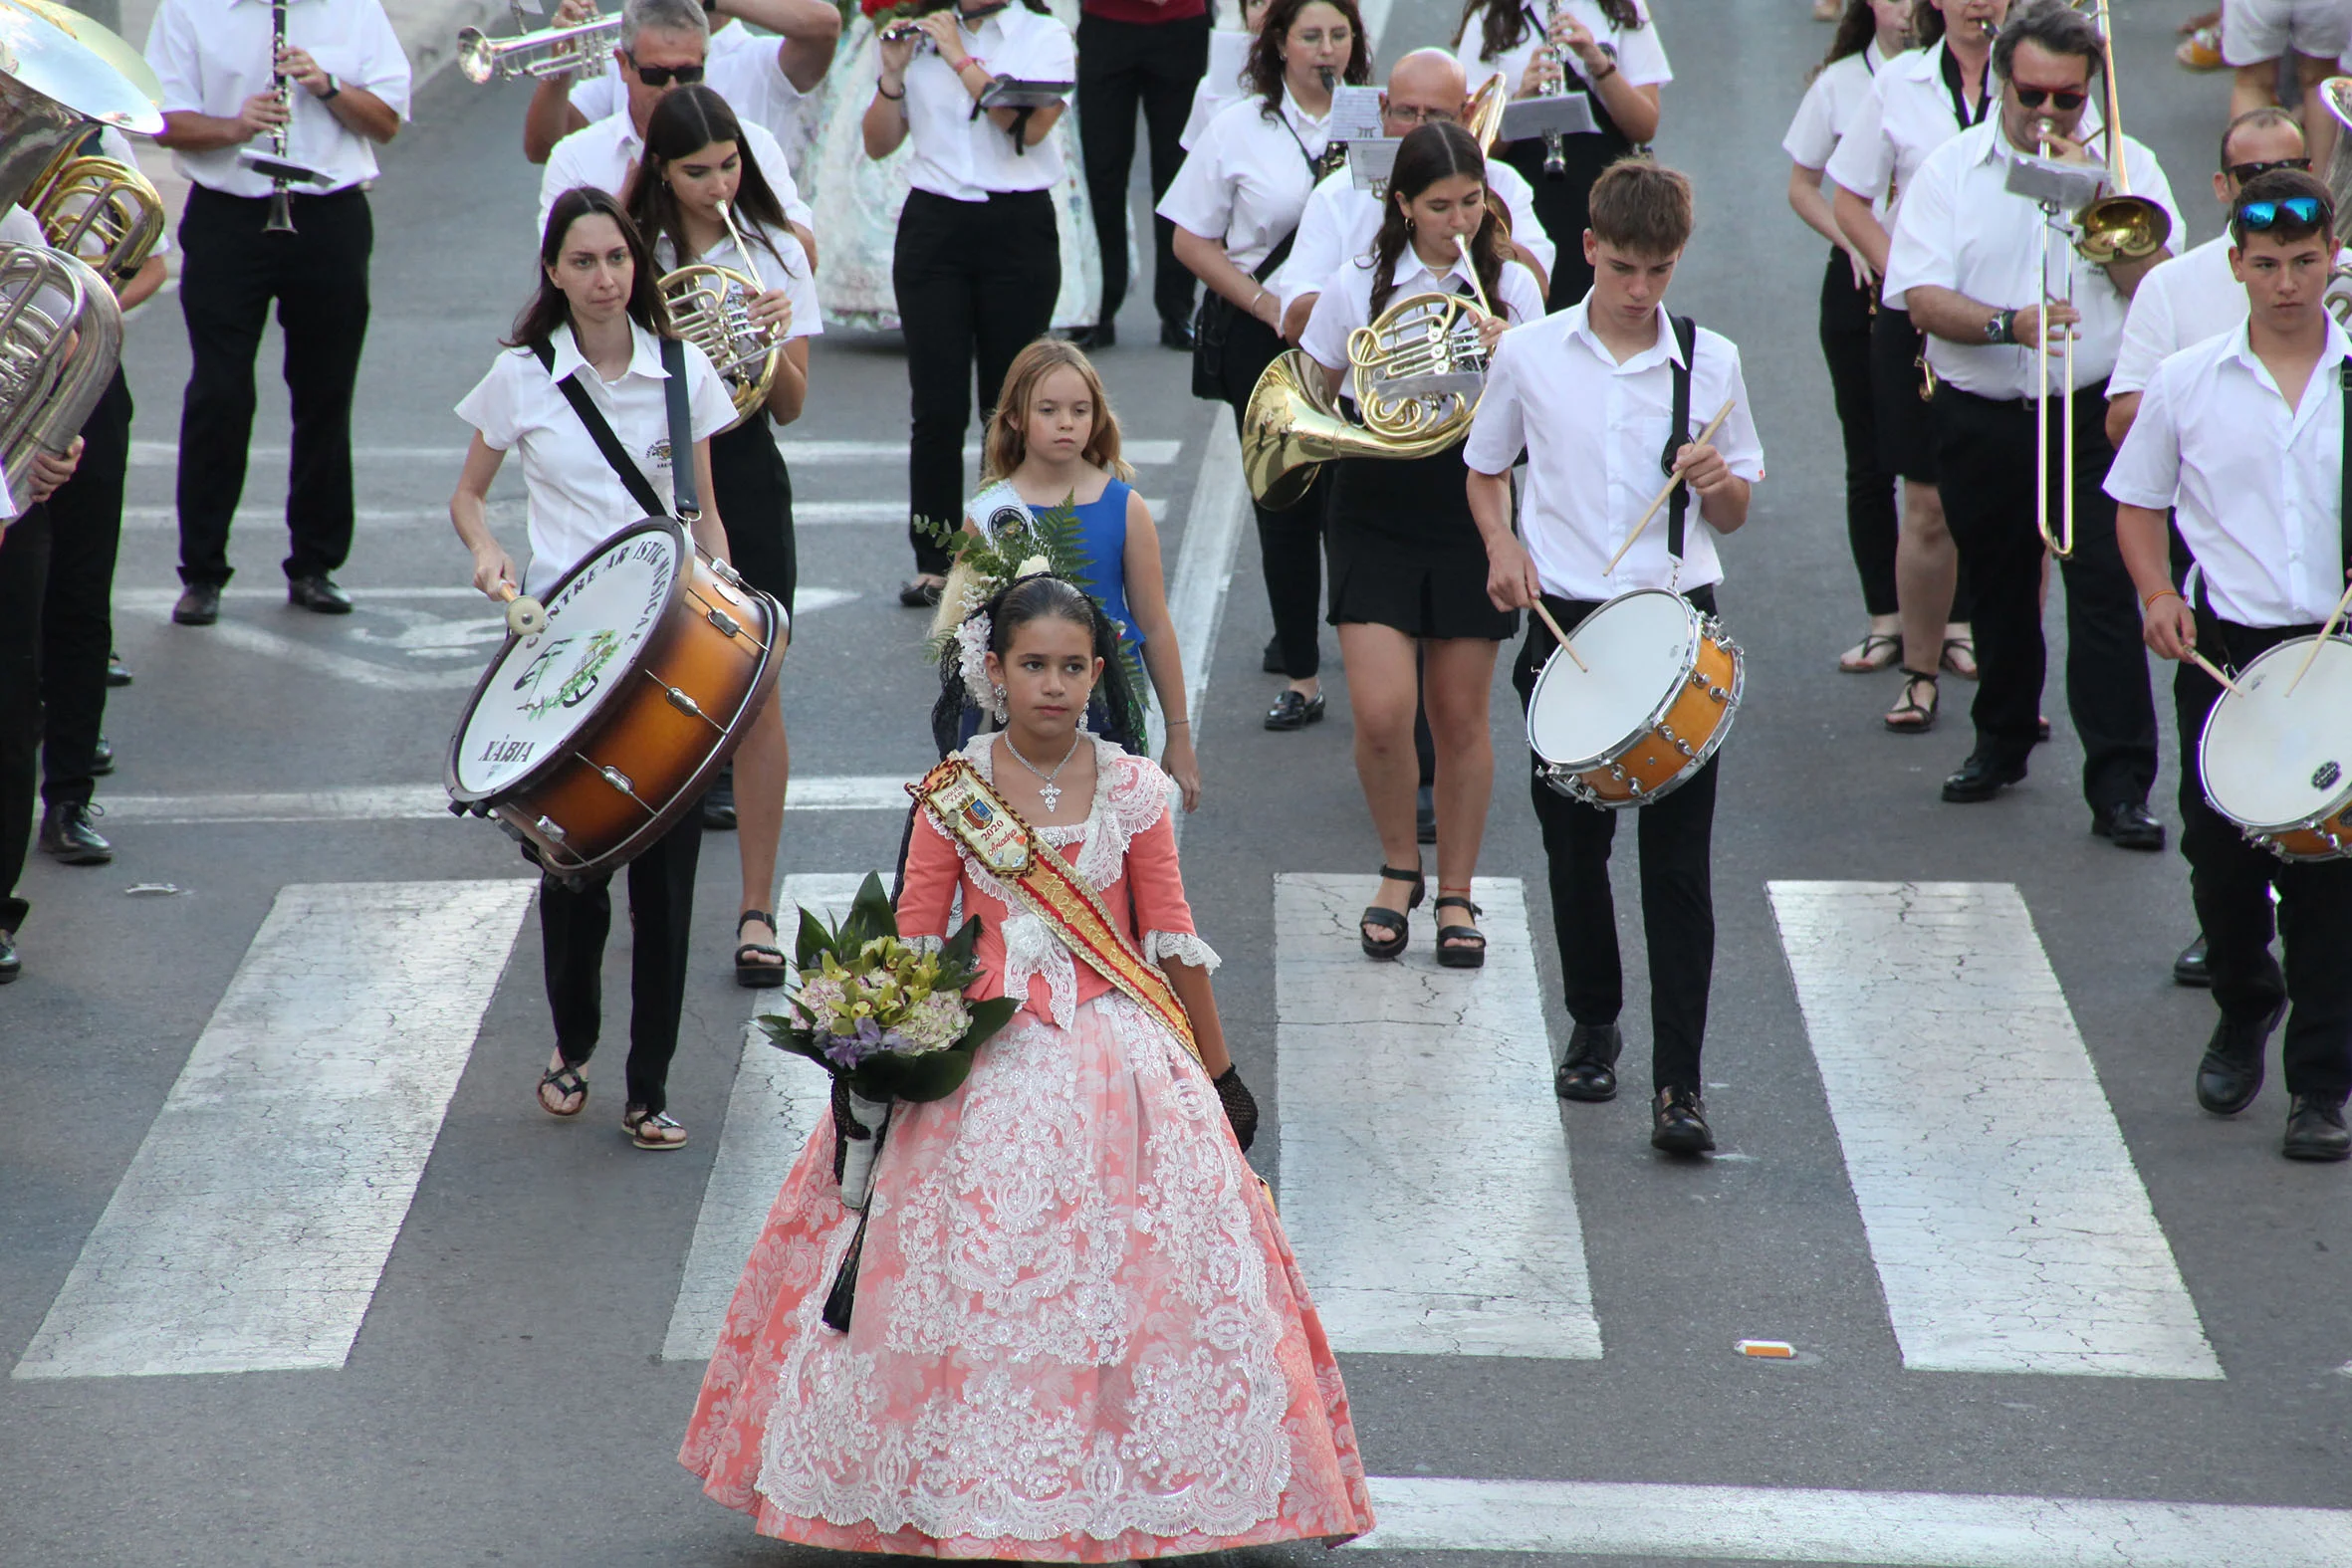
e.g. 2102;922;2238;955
14;880;537;1380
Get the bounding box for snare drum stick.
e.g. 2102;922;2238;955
2190;650;2244;697
1604;399;1738;577
1529;598;1588;672
2285;575;2352;694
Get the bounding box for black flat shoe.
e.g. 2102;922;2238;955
2172;934;2210;988
1555;1022;1622;1102
0;931;18;985
90;735;114;777
899;576;944;608
38;802;112;865
1064;323;1115;350
1652;1086;1716;1155
700;764;738;831
1433;893;1486;969
1415;784;1436;845
2196;1000;2284;1116
172;582;221;625
1941;750;2026;802
107;650;132;688
1262;635;1286;675
2283;1095;2351;1162
1159;317;1194;350
2092;800;2166;850
1265;690;1325;731
288;573;353;613
1359;864;1424;960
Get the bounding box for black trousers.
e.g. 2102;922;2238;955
1818;248;1897;617
895;188;1060;576
1514;589;1719;1093
539;810;704;1117
1077;12;1208;331
175;184;372;587
1213;309;1325;678
2175;625;2352;1102
41;369;130;811
1932;381;2156;811
0;507;49;937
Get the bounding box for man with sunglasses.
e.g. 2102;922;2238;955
2108;169;2352;1163
1884;1;2179;845
535;0;816;257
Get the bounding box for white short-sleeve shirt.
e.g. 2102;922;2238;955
568;24;817;172
1281;160;1554;314
144;0;413;197
1883;117;2180;397
894;5;1074;201
1463;299;1764;600
539;112;810;244
1299;245;1545;377
2106;318;2352;626
1457;0;1671;104
1180;27;1254;150
1821;39;2013;223
651;211;822;341
454;321;738;593
1781;42;1888;172
1158;91;1332;289
2109;234;2253;397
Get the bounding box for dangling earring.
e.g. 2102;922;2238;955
990;682;1010;723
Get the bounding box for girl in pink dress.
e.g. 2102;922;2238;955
680;572;1376;1558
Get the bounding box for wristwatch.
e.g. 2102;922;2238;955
1983;309;2007;344
319;73;341;101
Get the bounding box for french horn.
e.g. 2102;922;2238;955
658;200;782;430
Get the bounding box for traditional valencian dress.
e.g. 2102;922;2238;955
679;734;1376;1558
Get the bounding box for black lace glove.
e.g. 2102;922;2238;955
829;1075;868;1184
1213;1065;1259;1152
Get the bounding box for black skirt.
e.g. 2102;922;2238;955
1869;302;1939;484
1325;443;1520;641
709;415;797;615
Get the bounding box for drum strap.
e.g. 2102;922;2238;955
1661;313;1699;565
529;337;695;524
2338;356;2350;578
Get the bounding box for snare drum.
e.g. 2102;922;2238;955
446;517;784;879
2199;633;2352;862
1525;588;1744;808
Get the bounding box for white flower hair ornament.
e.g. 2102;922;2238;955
956;612;1000;721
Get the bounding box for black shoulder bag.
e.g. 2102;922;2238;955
530;335;702;525
1659;313;1700;570
1191;109;1324;400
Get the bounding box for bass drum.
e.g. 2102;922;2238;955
446;516;784;880
1525;588;1743;808
2201;632;2352;861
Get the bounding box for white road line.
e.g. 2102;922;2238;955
13;880;536;1380
108;610;483;691
1275;873;1601;1359
1164;410;1249;748
661;872;861;1363
101;776;913;824
121;502;1167;530
125;438;1182;468
1353;1475;2352;1566
1766;881;2222;1380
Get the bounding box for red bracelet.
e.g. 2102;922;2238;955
2142;587;2182;613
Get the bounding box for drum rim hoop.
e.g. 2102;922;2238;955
1526;587;1715;773
2197;632;2352;835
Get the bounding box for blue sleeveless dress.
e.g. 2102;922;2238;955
1069;478;1141;649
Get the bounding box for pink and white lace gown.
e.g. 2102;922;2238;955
679;736;1376;1559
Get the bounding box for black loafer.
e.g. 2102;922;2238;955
1651;1086;1716;1155
38;802;112;865
1262;635;1286;675
90;735;114;777
1555;1022;1622;1102
288;573;353;613
1265;690;1325;731
1064;323;1115;349
1941;750;2026;802
2283;1095;2352;1162
1159;317;1195;350
1416;784;1436;845
172;582;222;625
0;931;19;985
2172;935;2211;988
2092;800;2166;850
107;650;132;688
2196;1000;2284;1116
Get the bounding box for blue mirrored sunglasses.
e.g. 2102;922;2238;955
2236;195;2327;230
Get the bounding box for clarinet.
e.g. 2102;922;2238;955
263;0;296;233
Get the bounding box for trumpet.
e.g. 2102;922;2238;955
457;13;623;83
658;199;781;429
878;18;937;53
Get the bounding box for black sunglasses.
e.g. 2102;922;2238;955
2012;87;2087;111
2237;195;2328;230
624;53;704;87
2228;156;2314;182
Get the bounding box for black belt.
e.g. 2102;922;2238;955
193;182;365;204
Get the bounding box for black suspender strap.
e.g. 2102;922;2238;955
1661;313;1698;564
660;335;702;523
2339;355;2350;582
531;337;671;522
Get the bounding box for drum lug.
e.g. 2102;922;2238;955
597;766;637;797
535;814;569;843
706;607;742;638
663;684;704;720
1676;739;1695;758
711;556;746;589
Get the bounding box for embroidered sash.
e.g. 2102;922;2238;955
911;757;1200;1061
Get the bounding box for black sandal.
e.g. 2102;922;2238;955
1434;893;1487;969
1359;864;1425;960
1884;669;1938;734
736;909;788;990
537;1061;588;1117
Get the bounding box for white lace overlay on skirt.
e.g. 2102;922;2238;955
751;993;1294;1542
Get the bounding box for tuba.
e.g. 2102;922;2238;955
2320;77;2352;323
24;136;164;282
657;201;782;429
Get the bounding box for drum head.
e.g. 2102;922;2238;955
450;519;685;800
1527;589;1698;768
2203;635;2352;829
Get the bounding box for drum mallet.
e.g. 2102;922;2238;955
1603;399;1739;578
493;580;550;637
2286;575;2352;694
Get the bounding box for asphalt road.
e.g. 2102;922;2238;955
5;3;2349;1565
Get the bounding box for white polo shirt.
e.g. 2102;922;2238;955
568;23;815;171
650;211;823;341
1782;41;1890;173
538;112;810;242
2106;319;2352;627
896;5;1074;201
454;321;737;593
1299;245;1545;376
1281;158;1554;315
1462;299;1764;600
1159;90;1332;290
1883;116;2180;398
1457;0;1671;104
144;0;412;197
1180;26;1254;150
1822;39;1992;220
